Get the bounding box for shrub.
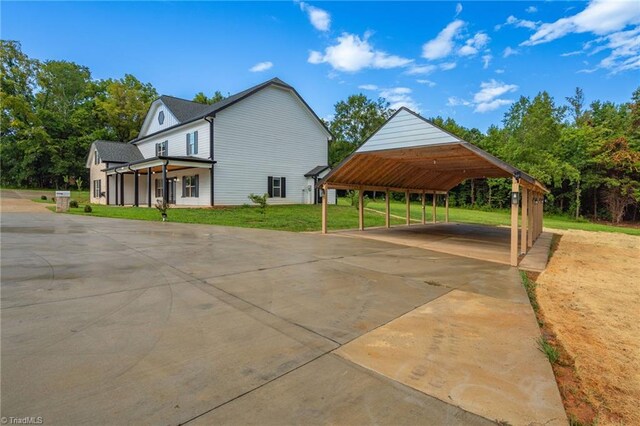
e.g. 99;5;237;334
52;197;55;202
248;193;268;215
69;200;79;208
346;190;369;209
40;195;47;200
84;205;92;213
155;199;170;221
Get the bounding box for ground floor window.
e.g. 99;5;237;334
93;179;101;198
155;178;163;198
183;175;199;197
268;176;286;198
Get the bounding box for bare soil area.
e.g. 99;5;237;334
536;229;640;425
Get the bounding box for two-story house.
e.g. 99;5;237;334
86;78;336;207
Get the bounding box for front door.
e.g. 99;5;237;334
167;178;177;204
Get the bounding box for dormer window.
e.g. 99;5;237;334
158;111;165;125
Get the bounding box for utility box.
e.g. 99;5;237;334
55;191;71;212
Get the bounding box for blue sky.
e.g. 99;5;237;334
2;1;639;131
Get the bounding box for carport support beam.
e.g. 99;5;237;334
321;184;328;234
527;189;533;248
358;187;364;231
445;192;449;223
405;191;410;226
521;186;528;255
432;191;437;223
510;177;520;266
385;190;390;228
421;191;426;224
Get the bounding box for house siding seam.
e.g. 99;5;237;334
213;85;328;205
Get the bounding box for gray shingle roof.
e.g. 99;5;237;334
304;165;330;177
94;140;144;163
159;96;210;122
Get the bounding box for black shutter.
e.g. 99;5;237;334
281;177;286;198
186;134;190;155
194;131;198;154
267;176;273;197
182;176;186;197
194;174;199;197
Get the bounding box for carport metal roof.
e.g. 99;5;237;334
319;107;547;194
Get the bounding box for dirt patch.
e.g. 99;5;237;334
0;192;52;213
535;229;640;425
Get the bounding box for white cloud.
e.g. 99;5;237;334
416;79;436;87
296;1;331;31
560;50;583;57
380;87;420;112
591;26;640;73
358;84;379;91
503;47;519;58
526;6;538;14
522;0;640;46
406;64;437;75
496;15;540;31
458;32;490;56
249;61;273;72
422;19;465;60
482;54;492;69
440;62;457;70
455;3;463;17
448;79;518;113
495;69;505;74
308;32;412;72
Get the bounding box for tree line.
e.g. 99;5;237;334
2;40;639;223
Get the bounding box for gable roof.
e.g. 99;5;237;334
132;77;331;143
320;107;547;193
90;140;144;165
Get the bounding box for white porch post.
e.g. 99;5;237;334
321;184;328;234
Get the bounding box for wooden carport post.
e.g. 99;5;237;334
421;191;426;224
510;177;520;266
321;184;328;234
358;187;364;231
385;189;390;228
520;187;528;255
445;192;449;223
432;192;437;223
405;191;411;226
527;189;533;248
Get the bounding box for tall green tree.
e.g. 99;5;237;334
328;94;393;165
193;90;225;105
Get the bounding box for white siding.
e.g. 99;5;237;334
214;85;329;205
139;102;179;137
134;120;210;160
88;147;107;205
357;108;461;153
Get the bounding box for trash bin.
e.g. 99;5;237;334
55;190;71;212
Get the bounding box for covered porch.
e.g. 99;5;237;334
104;156;216;207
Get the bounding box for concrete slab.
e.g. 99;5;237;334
192;354;495;426
519;232;554;273
336;290;567;425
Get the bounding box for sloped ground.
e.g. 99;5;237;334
536;229;640;425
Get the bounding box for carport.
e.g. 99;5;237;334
319;107;548;267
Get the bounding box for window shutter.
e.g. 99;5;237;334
182;176;186;197
195;174;199;197
281;177;286;198
186;133;191;155
194;131;198;154
267;176;273;197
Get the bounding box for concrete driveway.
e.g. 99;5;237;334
1;192;565;425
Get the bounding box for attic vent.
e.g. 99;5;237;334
158;111;165;125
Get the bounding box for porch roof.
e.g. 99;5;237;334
103;156;215;175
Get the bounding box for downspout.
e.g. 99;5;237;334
205;116;215;206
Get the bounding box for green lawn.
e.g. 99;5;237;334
364;199;640;236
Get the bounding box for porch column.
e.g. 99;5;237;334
510;177;520;267
432;191;437;223
120;173;124;206
385;190;390;228
114;173;118;206
210;165;214;207
405;191;410;226
358;187;364;231
321;184;328;234
134;170;139;207
105;172;110;205
421;191;426;224
527;189;533;248
445;192;450;223
147;168;152;207
162;163;168;205
521;186;528;255
540;195;544;236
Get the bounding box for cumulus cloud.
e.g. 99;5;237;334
249;61;273;72
440;62;457;71
496;15;540;31
422;19;465;60
308;32;412;72
458;32;490;56
526;6;537;14
455;3;463;17
503;47;519;58
358;84;379;91
448;80;518;113
296;1;331;31
482;54;492;69
522;0;640;46
405;64;437;75
380;87;421;112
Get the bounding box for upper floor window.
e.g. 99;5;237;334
158;111;165;125
155;141;168;156
186;131;198;156
94;150;100;165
